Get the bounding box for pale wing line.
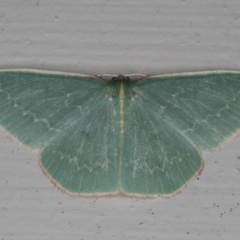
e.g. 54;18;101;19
0;94;73;140
44;99;113;192
177;99;224;146
1;69;240;77
136;86;202;152
0;74;107;131
14;85;107;125
177;96;232;131
161;94;240;122
129;105;152;193
0;68;93;77
73;100;113;174
150;70;240;79
155;80;240;131
134;100;192;194
44;98;109;175
137;98;201;183
32;92;104;131
181;95;240;122
91;99;113;192
0;86;68;130
136;85;197;119
177;94;240;135
1;86;107;146
135;101;167;171
1;96;64;131
163;95;230;148
77;99;116;192
61;100;107;149
138;76;240;154
1;93;92;133
137;85;237;148
136;87;199;135
152;105;202;184
132;101;166;193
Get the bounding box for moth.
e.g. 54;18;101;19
0;69;239;197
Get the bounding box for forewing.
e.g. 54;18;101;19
134;72;240;150
0;70;106;148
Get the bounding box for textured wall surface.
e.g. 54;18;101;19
0;0;240;239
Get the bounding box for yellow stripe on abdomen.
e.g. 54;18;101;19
118;82;125;191
119;82;125;142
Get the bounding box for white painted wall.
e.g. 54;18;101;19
0;0;240;239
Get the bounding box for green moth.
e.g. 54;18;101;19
0;69;240;197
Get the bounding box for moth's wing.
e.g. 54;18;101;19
0;70;104;148
136;72;240;150
120;72;240;196
121;93;203;196
0;70;119;195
